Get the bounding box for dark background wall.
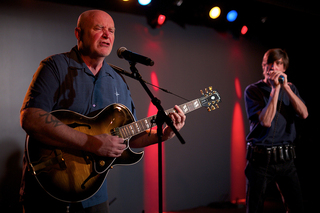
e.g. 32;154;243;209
0;0;318;212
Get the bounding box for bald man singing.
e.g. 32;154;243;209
20;10;185;213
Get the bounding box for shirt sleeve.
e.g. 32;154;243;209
289;83;305;103
21;57;60;112
244;84;265;122
244;84;271;143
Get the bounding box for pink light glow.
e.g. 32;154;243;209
230;102;246;202
235;77;242;99
143;72;165;212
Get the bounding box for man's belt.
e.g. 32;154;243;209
246;143;296;164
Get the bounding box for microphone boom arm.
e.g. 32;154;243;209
128;62;185;144
108;62;185;144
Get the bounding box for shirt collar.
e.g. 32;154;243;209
67;46;115;78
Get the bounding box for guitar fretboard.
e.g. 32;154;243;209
116;98;202;139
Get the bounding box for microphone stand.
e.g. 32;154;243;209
111;62;185;213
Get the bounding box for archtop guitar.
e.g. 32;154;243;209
26;87;221;202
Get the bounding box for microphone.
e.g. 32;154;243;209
279;75;285;84
117;47;154;66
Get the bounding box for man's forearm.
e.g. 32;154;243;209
20;107;94;151
259;86;280;127
283;84;308;119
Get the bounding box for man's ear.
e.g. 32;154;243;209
75;27;82;41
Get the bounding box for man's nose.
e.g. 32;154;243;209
102;29;109;38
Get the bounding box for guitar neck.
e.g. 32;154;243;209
116;98;202;140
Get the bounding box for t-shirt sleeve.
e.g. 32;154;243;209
244;84;265;122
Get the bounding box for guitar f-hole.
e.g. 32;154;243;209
81;172;98;189
67;122;91;129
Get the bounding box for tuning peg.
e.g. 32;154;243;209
215;104;219;109
205;88;208;93
207;107;211;112
211;105;216;110
200;90;204;96
209;86;213;91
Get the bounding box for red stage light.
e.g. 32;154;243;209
241;25;248;35
157;15;166;26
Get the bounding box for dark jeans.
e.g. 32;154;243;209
245;160;304;213
21;169;110;213
23;200;109;213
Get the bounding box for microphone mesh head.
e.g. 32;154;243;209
117;47;127;58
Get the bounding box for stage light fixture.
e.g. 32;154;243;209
175;0;183;6
147;13;167;28
241;25;248;35
209;6;221;19
138;0;151;6
227;10;238;22
157;14;166;26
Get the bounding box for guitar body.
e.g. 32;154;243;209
26;103;144;202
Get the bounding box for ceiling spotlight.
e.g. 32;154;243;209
209;6;221;19
227;10;238;22
138;0;152;6
241;25;248;35
147;13;167;28
157;14;166;25
175;0;183;6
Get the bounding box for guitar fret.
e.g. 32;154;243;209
124;125;130;137
144;118;151;129
131;123;136;134
187;102;195;111
193;99;201;109
120;126;126;138
181;104;189;113
124;127;129;138
129;124;135;135
134;122;140;133
140;119;147;131
118;128;125;138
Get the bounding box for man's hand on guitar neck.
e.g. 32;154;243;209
130;105;186;148
163;105;186;140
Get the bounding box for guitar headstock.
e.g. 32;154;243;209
199;86;221;111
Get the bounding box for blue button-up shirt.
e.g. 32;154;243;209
21;46;136;208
